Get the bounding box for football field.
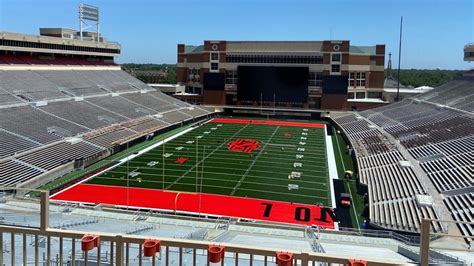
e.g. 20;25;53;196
85;118;331;206
52;118;337;227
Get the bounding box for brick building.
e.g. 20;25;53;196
176;40;385;110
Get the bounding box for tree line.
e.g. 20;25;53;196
386;69;464;87
121;63;465;88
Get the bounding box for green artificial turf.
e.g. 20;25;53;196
40;124;194;192
86;120;332;206
332;128;365;229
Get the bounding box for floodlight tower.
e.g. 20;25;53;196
79;4;100;42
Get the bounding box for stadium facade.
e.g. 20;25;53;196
176;40;386;110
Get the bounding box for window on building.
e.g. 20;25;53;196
356;92;366;99
356;72;366;87
226;70;238;84
315;73;323;87
332;53;341;62
348;92;355;99
224;54;323;64
309;72;316;86
188;68;200;82
211;52;219;61
194;87;202;95
309;72;323;87
367;91;382;99
348;72;355;87
211;63;219;71
331;64;340;73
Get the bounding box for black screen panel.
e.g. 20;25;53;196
237;66;308;102
322;75;348;95
203;73;225;90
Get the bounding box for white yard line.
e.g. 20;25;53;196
230;126;280;195
50;126;198;198
165;123;250;190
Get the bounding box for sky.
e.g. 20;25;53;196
0;0;472;69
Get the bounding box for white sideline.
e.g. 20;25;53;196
50;125;198;198
324;125;338;209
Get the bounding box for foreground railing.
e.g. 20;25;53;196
0;189;471;265
0;190;406;265
0;224;406;266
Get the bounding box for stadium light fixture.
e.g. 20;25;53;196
79;4;100;42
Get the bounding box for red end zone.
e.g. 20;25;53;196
210;118;325;128
51;184;335;228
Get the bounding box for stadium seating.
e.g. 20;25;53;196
86;96;155;118
0;55;116;66
0;105;89;144
443;193;473;239
161;110;193;124
0;89;21;104
0;160;43;186
331;112;444;233
415;75;474;112
0;69;212;188
16;141;104;171
38;100;127;129
0;70;68;101
120;92;179;112
34;70;108;96
0;130;40;159
84;128;136;148
338;74;473;240
359;101;473;195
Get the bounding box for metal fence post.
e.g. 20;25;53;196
116;235;124;266
420;219;430;266
40;191;49;232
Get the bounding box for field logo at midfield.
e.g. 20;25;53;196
227;139;261;153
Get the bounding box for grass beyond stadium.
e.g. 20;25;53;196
85;118;332;206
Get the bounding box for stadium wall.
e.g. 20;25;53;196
176;40;386;110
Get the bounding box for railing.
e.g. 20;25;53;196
0;189;408;265
336;226;421;245
1;188;472;265
0;224;405;266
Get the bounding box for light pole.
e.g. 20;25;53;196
162;133;165;190
199;145;205;216
396;16;403;102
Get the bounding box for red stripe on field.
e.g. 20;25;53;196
51;184;334;229
210;118;325;128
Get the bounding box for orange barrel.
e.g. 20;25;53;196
143;239;161;257
208;245;225;263
276;252;293;266
81;235;100;251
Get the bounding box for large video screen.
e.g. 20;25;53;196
237;66;308;102
322;75;348;95
203;73;225;90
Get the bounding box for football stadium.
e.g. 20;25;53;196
0;3;473;266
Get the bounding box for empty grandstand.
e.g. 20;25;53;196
332;71;474;245
0;29;213;189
